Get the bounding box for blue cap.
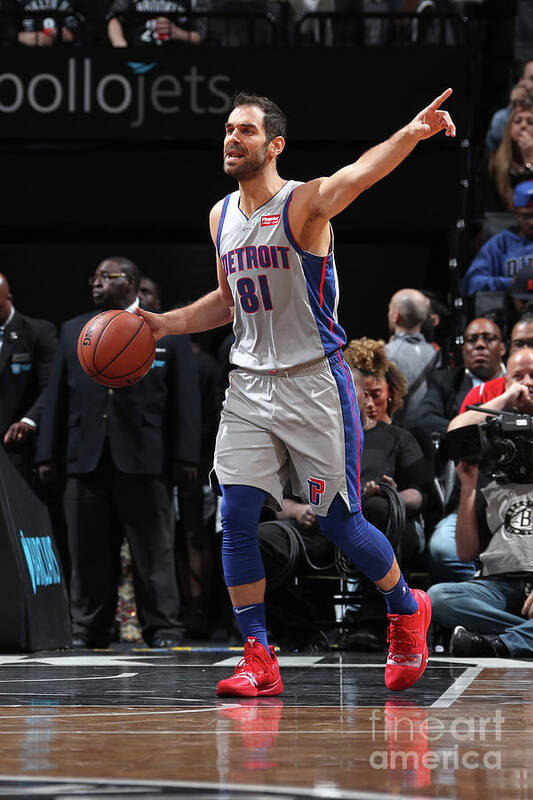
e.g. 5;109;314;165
514;180;533;207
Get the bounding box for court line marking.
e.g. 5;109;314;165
430;655;533;669
215;656;322;667
430;666;483;708
0;672;137;683
0;706;240;721
0;774;456;800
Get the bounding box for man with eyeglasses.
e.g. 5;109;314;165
421;318;505;584
459;313;533;414
418;318;506;439
36;256;201;649
463;181;533;298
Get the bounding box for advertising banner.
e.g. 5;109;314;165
0;46;468;140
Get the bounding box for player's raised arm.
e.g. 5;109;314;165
136;201;234;340
303;88;456;223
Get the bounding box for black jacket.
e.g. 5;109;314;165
416;367;476;437
0;310;58;437
36;310;201;475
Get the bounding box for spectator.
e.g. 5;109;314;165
385;288;439;427
139;275;162;312
453;345;533;429
0;272;57;484
463;180;533;298
36;257;201;649
291;0;334;45
428;354;533;657
107;0;201;46
343;341;432;649
417;317;506;438
16;0;84;45
459;314;533;412
420;319;505;582
487;102;533;211
421;288;452;360
485;58;533;154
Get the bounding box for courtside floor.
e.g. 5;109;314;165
0;646;531;800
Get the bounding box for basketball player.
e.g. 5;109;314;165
137;89;456;695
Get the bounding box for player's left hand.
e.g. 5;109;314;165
410;88;456;141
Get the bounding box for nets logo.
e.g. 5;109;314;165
504;499;533;536
0;58;231;129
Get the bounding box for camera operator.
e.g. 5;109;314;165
428;350;533;658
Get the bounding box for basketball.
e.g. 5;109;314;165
77;310;155;388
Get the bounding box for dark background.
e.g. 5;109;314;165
0;43;476;348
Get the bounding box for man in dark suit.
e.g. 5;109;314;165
0;272;57;483
417;317;506;438
36;257;201;648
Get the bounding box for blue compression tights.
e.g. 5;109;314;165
317;493;395;582
221;485;267;587
220;486;395;587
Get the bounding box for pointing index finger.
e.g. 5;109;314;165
429;87;453;110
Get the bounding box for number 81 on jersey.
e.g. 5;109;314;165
236;276;273;313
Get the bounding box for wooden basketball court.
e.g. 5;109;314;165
0;646;531;799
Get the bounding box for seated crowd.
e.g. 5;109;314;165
3;246;533;659
0;0;489;47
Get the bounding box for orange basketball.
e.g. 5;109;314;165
77;310;155;388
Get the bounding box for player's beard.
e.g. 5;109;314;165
223;142;269;181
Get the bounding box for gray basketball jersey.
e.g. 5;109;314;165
216;180;346;371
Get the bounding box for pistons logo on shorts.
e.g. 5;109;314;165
308;477;326;506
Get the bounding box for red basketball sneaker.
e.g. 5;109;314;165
217;638;284;697
385;588;431;692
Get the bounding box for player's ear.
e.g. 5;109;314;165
270;136;285;157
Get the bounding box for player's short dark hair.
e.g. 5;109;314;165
232;92;287;143
107;256;141;291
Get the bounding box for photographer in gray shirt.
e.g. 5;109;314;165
428;350;533;658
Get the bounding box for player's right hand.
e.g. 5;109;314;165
135;307;169;341
410;88;456;140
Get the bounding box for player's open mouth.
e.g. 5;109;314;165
225;150;245;161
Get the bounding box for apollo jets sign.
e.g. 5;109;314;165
0;53;232;137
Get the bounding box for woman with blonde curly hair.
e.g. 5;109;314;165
489;101;533;210
344;337;407;424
